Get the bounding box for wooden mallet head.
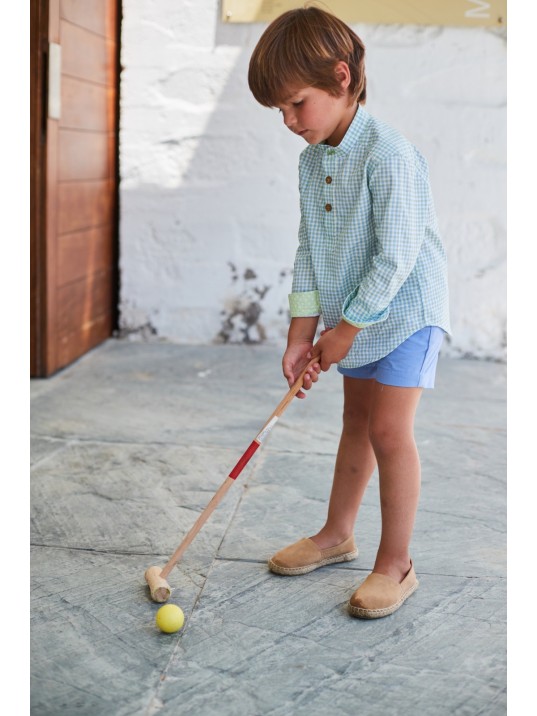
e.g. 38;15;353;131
144;566;172;603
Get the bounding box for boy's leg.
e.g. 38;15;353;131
310;376;377;550
368;382;423;583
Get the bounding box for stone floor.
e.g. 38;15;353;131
30;339;506;715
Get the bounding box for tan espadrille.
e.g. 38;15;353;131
348;561;419;619
268;536;359;575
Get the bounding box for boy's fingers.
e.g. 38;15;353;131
310;353;323;373
283;365;295;384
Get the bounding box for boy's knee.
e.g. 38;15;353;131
368;421;408;456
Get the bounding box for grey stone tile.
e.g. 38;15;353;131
30;341;506;715
420;357;506;432
154;560;505;716
30;436;69;466
30;440;248;575
31;548;200;716
30;340;287;448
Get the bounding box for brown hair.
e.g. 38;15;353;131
248;5;366;107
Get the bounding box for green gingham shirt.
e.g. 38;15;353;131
289;105;450;368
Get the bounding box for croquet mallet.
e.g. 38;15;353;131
145;358;317;602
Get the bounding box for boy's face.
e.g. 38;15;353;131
276;85;356;147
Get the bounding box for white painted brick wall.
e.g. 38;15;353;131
119;2;506;360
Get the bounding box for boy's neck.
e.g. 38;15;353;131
325;101;359;147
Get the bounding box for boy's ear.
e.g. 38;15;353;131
334;61;351;91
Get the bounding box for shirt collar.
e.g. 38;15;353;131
312;104;369;156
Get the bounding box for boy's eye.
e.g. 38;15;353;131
292;100;303;107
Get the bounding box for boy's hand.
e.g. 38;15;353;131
282;340;321;399
311;321;361;371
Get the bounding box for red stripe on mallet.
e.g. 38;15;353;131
228;440;261;479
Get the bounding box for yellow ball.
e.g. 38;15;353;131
155;604;184;634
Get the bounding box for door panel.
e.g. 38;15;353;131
58;131;110;181
57;271;114;337
57;180;114;235
60;77;111;131
61;20;111;86
31;0;119;376
60;0;114;38
58;227;114;286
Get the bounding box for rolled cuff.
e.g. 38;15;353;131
342;292;390;328
289;290;322;317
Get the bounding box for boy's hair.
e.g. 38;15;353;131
248;5;366;107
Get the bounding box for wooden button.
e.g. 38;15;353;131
325;203;332;212
325;176;332;184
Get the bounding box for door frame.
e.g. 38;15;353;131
30;0;49;376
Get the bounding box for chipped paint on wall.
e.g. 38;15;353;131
117;300;159;341
217;263;271;344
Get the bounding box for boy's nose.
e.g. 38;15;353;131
283;111;296;130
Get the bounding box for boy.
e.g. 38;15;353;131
248;6;450;618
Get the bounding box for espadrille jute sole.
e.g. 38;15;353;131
268;548;359;576
348;579;419;619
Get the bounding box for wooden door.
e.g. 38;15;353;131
31;0;120;377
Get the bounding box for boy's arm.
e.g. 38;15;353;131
342;153;430;329
310;154;428;372
285;183;323;395
310;320;360;372
283;316;320;398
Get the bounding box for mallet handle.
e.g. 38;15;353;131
159;358;317;578
160;476;235;579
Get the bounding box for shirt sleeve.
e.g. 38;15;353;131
288;196;321;318
342;153;428;328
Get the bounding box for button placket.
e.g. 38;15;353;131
322;151;336;245
323;152;335;215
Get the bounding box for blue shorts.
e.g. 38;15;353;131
337;326;445;389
